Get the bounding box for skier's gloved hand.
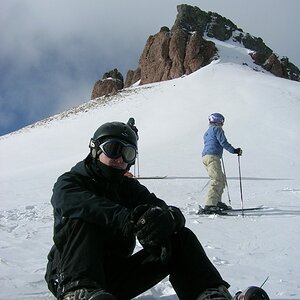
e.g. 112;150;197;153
135;206;185;245
234;148;243;156
130;204;152;223
136;206;173;245
123;204;151;236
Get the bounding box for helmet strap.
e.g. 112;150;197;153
89;138;101;159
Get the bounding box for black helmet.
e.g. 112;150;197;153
89;121;138;159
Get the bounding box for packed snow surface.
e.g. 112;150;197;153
1;41;300;300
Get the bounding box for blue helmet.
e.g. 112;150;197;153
208;113;225;124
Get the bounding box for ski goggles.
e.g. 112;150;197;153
99;139;137;163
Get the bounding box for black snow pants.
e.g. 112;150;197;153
45;219;229;300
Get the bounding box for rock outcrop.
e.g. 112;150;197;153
174;5;300;81
91;4;299;99
124;4;299;87
125;27;216;87
91;69;124;99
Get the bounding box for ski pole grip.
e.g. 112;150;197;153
127;117;135;126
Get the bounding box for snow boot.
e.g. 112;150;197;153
197;285;232;300
202;205;225;215
233;286;270;300
217;202;232;210
62;288;116;300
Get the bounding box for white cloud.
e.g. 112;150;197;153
1;0;299;135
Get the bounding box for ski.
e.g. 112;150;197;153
134;176;289;181
197;205;267;216
223;205;265;212
134;176;167;179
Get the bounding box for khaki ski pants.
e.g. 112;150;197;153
202;155;225;206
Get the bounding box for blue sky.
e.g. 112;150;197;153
1;0;300;136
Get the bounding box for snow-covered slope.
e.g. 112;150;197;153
1;43;300;299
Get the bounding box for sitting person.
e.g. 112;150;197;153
45;118;235;300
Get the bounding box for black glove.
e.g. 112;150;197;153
135;206;185;245
130;204;151;224
123;204;151;236
135;205;184;264
234;148;243;156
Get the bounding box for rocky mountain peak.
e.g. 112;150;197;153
91;4;299;99
172;4;239;41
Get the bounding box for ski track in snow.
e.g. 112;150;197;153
135;178;300;300
0;203;54;300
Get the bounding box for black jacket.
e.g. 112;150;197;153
51;156;168;258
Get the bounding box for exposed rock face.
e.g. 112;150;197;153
125;26;217;87
172;5;300;81
184;31;216;74
93;4;299;98
91;69;124;99
125;4;299;86
124;68;141;87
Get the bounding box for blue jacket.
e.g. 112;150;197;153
202;125;235;158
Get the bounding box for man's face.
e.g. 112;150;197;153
97;138;137;169
98;152;128;170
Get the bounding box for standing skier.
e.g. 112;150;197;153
45;119;234;300
202;113;242;214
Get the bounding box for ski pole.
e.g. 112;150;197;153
133;159;137;177
238;155;244;217
201;180;210;193
127;117;140;177
134;153;139;177
221;157;231;205
136;152;140;177
198;179;211;214
133;153;140;177
260;276;269;288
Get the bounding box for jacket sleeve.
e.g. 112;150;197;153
126;179;186;230
51;172;130;233
124;177;168;208
215;127;235;154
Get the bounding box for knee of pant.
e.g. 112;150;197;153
171;227;196;245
